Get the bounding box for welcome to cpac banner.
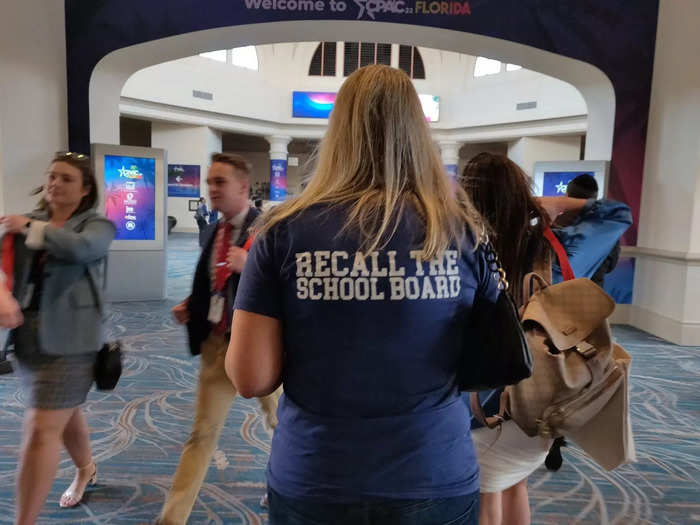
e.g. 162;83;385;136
243;0;472;18
66;0;659;249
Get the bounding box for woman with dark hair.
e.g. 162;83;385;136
460;153;632;525
0;152;115;524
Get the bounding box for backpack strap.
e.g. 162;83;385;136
543;227;575;281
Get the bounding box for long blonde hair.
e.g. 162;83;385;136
258;65;478;259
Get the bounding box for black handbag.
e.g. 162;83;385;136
458;236;533;391
95;340;122;391
81;247;123;391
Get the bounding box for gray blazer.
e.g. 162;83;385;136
8;209;116;356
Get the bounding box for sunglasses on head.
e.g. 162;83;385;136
55;151;89;160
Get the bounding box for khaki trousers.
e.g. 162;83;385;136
158;334;280;525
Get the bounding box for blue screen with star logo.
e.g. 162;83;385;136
104;154;156;240
542;171;595;196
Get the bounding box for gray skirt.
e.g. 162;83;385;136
12;312;96;410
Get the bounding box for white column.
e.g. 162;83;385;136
629;0;700;345
439;141;461;180
391;44;400;69
151;123;222;232
266;135;292;201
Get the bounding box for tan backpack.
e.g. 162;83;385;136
471;231;635;471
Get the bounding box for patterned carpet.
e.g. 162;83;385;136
0;232;697;524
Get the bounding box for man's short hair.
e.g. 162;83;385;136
566;174;598;199
211;153;252;177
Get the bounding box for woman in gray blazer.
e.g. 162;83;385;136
0;152;115;524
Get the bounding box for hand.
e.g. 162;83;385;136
0;215;30;234
227;246;248;274
172;299;190;325
0;288;22;329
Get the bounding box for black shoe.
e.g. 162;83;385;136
545;437;567;471
0;359;12;375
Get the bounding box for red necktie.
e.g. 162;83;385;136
213;222;233;335
1;233;15;292
214;222;233;292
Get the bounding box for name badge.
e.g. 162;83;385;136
208;294;225;324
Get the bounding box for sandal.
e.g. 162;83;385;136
59;461;97;508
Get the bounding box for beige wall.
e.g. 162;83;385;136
507;135;582;177
151;122;221;232
0;0;68;214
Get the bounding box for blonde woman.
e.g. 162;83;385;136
225;65;500;524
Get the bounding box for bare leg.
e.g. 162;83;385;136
60;408;96;507
15;407;75;525
479;491;503;525
62;408;92;467
501;479;531;525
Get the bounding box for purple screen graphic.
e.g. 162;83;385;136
270;159;287;201
104;155;156;240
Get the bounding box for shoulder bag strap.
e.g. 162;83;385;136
74;216;107;315
543;227;575;281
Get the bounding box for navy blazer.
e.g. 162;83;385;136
186;206;260;355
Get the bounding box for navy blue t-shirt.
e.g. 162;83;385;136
234;203;499;501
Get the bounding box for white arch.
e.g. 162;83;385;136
90;20;615;159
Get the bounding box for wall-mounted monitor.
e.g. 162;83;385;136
532;160;609;198
292;91;336;118
292;91;440;122
92;144;166;251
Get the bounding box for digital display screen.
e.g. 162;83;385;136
292;91;440;121
542;171;595;196
292;91;336;118
168;164;200;197
104;155;156;240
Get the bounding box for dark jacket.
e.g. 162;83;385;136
186;206;260;355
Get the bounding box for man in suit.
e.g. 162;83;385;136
158;153;279;525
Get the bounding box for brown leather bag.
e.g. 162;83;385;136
471;230;636;471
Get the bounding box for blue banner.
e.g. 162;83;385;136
270;159;288;201
604;257;635;304
168;164;200;197
445;164;458;181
